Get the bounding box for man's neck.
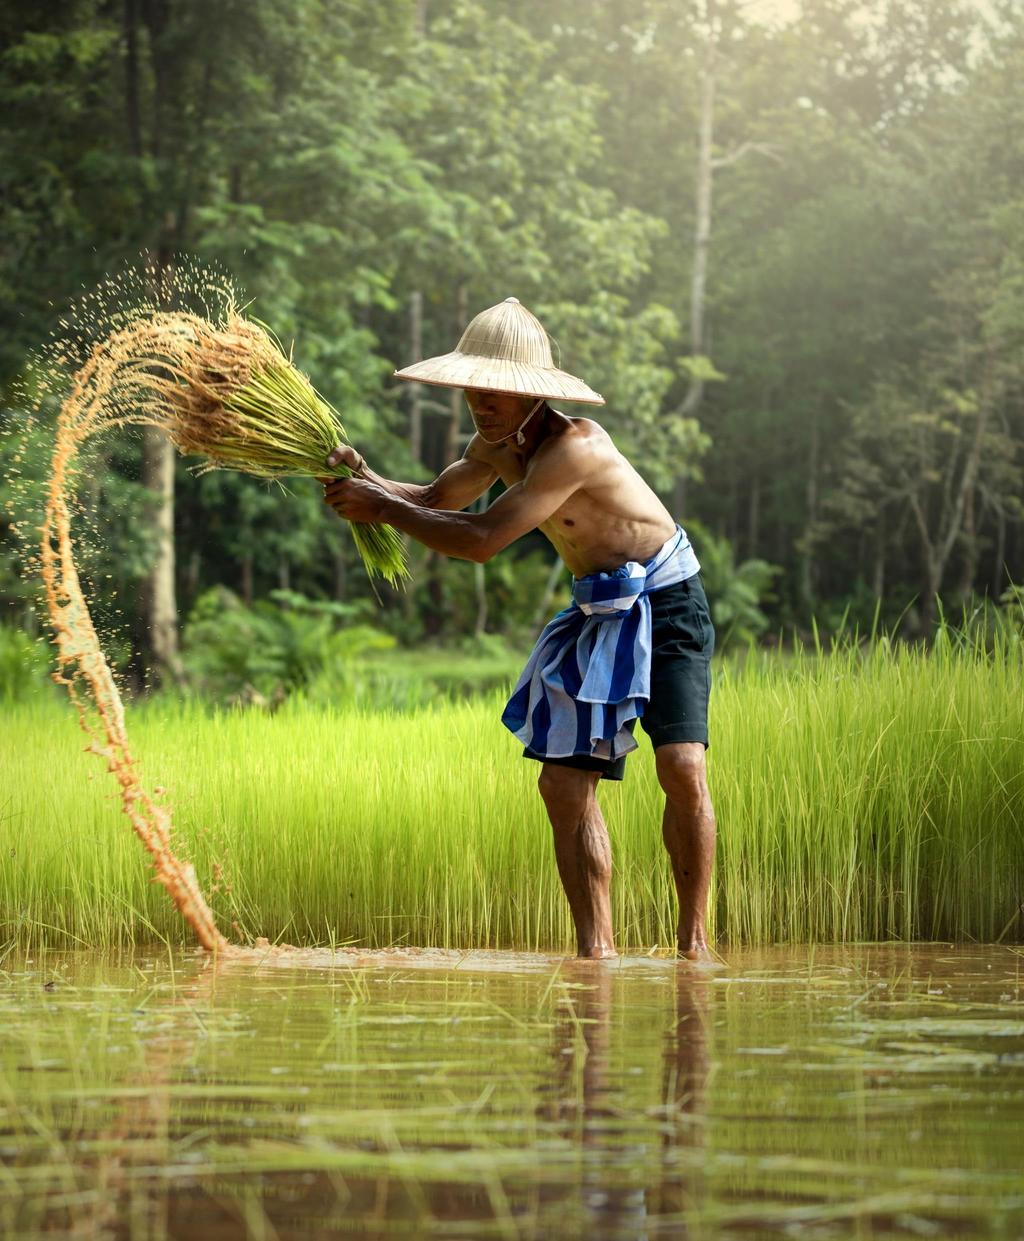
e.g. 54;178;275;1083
512;402;556;463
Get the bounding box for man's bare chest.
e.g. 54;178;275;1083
489;455;631;574
492;455;589;535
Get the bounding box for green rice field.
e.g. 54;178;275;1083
3;629;1021;954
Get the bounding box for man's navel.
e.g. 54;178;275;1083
563;518;575;526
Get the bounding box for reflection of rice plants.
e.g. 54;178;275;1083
4;626;1022;952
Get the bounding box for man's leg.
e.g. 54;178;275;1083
655;742;716;960
537;764;616;959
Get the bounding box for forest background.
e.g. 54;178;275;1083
1;0;1022;704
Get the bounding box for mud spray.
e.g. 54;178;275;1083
15;263;302;957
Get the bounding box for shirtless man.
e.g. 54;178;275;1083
321;298;717;961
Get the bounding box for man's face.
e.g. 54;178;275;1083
465;389;536;441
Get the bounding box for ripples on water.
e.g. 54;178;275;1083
1;944;1022;1239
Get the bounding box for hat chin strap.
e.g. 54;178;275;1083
475;397;546;446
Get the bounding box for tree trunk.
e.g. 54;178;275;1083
912;390;991;633
798;406;820;610
673;5;783;523
123;0;143;159
954;480;978;602
422;286;472;635
532;555;568;637
141;426;184;687
871;527;885;600
334;542;347;602
240;553;253;606
472;490;489;638
423;552;444;637
396;290;425;616
747;471;760;560
680;20;715;422
922;554;943;633
445;285;468;465
728;461;740;552
991;502;1006;597
672;475;687;523
408;290;423;466
446;385;462;468
144;238;183;681
669;6;717;522
185;549;200;606
141;0;169;160
132;3;184;688
473;562;488;638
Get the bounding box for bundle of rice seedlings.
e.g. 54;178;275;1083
143;311;408;586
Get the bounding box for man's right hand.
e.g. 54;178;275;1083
326;444;365;474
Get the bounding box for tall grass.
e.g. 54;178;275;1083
2;628;1021;951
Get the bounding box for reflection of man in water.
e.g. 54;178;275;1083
537;964;711;1235
323;297;717;961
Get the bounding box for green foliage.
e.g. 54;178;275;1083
999;582;1024;624
539;294;711;493
684;519;781;649
1;396;157;642
933;581;1024;654
1;0;1023;648
181;587;394;703
0;625;52;702
481;550;573;637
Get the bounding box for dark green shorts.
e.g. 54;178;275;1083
521;571;715;781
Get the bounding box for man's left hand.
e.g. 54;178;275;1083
320;476;390;523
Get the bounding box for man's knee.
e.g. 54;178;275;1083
655;743;710;809
537;764;599;818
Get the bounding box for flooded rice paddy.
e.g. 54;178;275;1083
2;943;1022;1239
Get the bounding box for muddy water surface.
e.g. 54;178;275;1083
2;944;1022;1239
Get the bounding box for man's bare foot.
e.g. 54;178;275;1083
578;944;618;960
678;941;722;965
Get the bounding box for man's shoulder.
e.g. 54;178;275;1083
551;414;608;441
553;410;611;442
538;415;611;462
524;419;609;490
534;419;593;455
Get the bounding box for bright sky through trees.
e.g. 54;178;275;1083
742;0;802;26
743;0;1000;36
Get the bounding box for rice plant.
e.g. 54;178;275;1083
141;311;408;586
2;625;1021;952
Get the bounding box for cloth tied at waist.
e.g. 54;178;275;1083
501;523;700;761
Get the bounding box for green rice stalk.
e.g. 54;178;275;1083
5;622;1023;952
223;363;408;587
152;312;408;587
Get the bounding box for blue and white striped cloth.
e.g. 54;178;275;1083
501;524;700;761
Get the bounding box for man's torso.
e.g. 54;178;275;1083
470;412;677;577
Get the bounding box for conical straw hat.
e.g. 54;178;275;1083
393;297;604;405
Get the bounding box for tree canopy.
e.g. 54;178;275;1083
1;0;1021;668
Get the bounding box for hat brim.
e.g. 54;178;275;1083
393;350;604;406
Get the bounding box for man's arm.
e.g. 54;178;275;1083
373;434;598;563
328;441;497;511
